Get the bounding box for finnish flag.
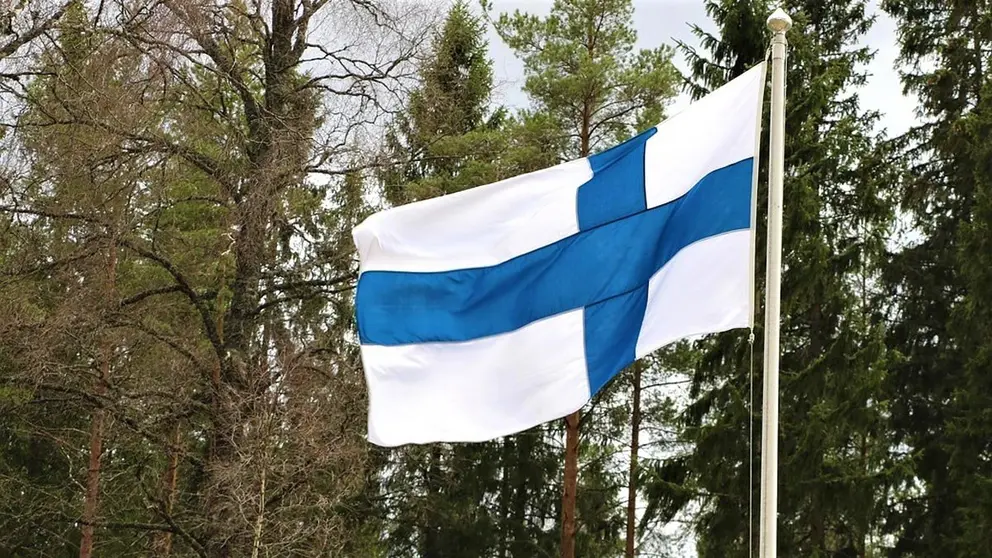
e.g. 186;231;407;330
354;64;766;446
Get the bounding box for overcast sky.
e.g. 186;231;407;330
482;0;919;138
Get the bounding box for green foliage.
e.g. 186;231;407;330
661;1;899;556
880;1;992;555
383;1;500;205
492;1;680;555
3;1;989;556
2;0;372;553
492;0;678;157
373;5;567;557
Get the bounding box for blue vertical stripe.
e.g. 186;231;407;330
577;129;653;394
577;128;656;230
583;285;649;395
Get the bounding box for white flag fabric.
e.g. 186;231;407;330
353;64;766;446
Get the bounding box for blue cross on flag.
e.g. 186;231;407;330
353;63;766;446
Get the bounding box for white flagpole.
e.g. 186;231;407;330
760;7;791;558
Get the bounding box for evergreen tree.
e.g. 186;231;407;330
0;0;416;555
375;4;564;557
0;4;171;553
881;1;992;555
660;1;897;555
382;1;501;205
491;1;679;556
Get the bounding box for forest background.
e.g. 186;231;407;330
1;0;989;557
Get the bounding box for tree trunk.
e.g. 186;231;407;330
560;411;580;558
625;362;642;558
499;438;512;558
79;370;107;558
203;46;285;558
511;433;530;557
153;423;182;556
421;446;442;558
80;240;117;558
560;96;592;558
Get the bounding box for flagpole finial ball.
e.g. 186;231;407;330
767;7;792;33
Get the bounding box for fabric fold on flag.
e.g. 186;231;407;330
354;63;766;446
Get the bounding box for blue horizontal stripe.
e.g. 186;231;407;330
356;157;753;346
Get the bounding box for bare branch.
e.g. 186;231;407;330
116;238;224;359
0;1;70;60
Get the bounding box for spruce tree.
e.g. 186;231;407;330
382;1;501;205
375;4;565;557
881;1;992;555
659;1;897;555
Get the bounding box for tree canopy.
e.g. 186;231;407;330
0;0;987;557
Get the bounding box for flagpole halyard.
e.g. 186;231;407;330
760;7;791;558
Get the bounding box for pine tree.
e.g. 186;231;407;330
374;4;565;557
660;1;897;555
881;1;992;555
0;0;417;555
491;1;679;556
0;3;168;553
